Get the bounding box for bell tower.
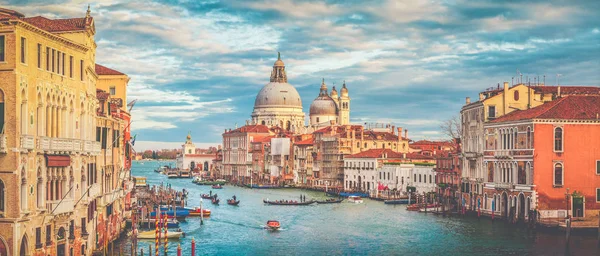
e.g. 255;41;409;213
338;81;350;125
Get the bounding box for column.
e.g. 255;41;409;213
57;106;62;138
52;106;57;137
46;106;52;138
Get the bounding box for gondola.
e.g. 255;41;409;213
263;200;315;206
212;198;220;205
201;194;215;199
227;199;240;206
315;199;344;204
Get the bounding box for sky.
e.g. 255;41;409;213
3;0;599;151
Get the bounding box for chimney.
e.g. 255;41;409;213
245;120;249;125
397;127;403;137
391;125;395;134
479;93;484;101
503;82;509;91
466;97;471;104
558;86;561;97
404;129;408;139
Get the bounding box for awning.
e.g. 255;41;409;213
45;155;71;167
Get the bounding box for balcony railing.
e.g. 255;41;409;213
88;183;101;199
47;199;75;215
20;135;35;150
0;134;6;153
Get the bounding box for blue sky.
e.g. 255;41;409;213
4;0;599;150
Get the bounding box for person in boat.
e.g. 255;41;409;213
233;195;237;201
210;190;212;196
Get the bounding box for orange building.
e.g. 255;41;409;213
482;95;600;221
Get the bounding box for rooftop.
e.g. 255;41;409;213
345;148;434;160
224;124;271;135
490;95;600;123
96;64;125;76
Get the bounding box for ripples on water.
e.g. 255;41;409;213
116;161;600;256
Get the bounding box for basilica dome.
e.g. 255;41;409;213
254;82;303;109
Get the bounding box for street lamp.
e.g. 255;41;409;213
565;188;570;219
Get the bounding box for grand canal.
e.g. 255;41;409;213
118;161;599;255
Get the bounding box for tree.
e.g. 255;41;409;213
440;115;461;151
440;115;461;140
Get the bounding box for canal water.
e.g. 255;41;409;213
116;161;599;255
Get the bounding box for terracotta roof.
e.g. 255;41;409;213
184;154;214;157
95;64;125;76
22;16;91;32
530;86;600;95
252;136;274;143
410;140;453;146
490;95;600;123
346;148;434;160
224;125;271;135
295;138;314;145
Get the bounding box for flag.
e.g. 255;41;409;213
131;134;137;146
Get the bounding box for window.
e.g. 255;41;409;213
316;117;320;123
596;160;600;175
20;37;26;64
57;51;61;74
0;35;4;62
113;130;120;148
379;172;381;179
0;179;4;213
37;44;41;68
46;47;50;70
597;189;600;202
69;56;73;78
488;105;496;119
419;174;422;183
51;49;55;72
554;163;563;186
35;227;42;248
0;90;4;135
62;53;65;75
554;127;563;152
69;220;75;239
96;127;101;142
80;60;84;81
514;90;520;101
45;225;51;245
101;127;108;149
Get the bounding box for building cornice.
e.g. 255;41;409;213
9;20;89;52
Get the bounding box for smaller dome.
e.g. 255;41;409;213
274;52;284;67
340;81;349;97
331;86;338;98
310;95;338;116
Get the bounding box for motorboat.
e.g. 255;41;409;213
227;199;240;206
138;218;180;228
266;220;280;231
186;207;211;217
137;230;183;239
316;198;344;204
212;184;223;189
167;170;179;179
347;196;364;204
263;200;315;206
192;176;202;183
179;169;191;178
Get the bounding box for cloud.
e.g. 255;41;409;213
5;0;598;145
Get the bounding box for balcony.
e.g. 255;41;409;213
20;135;35;150
38;137;51;151
495;183;513;190
88;183;101;199
0;134;6;153
47;199;74;215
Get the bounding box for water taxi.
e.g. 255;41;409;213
166;169;179;179
266;220;280;231
133;176;148;188
347;196;364;204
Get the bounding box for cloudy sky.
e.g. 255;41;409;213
4;0;599;150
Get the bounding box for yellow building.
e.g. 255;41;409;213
0;7;132;255
95;64;129;112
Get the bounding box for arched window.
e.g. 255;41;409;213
0;179;4;213
356;142;359;148
21;169;27;211
20;90;27;135
514;90;519;101
0;236;7;256
554;127;563;152
554;163;563;186
526;127;531;148
261;120;265;125
37;169;43;209
316;117;319;123
419;174;422;183
19;235;28;256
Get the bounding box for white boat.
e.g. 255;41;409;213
193;176;202;183
347;196;364;204
137;230;183;239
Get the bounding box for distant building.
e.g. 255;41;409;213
222;125;273;183
176;133;215;174
343;149;436;194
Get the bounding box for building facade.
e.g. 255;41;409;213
0;7;132;255
481;95;600;221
